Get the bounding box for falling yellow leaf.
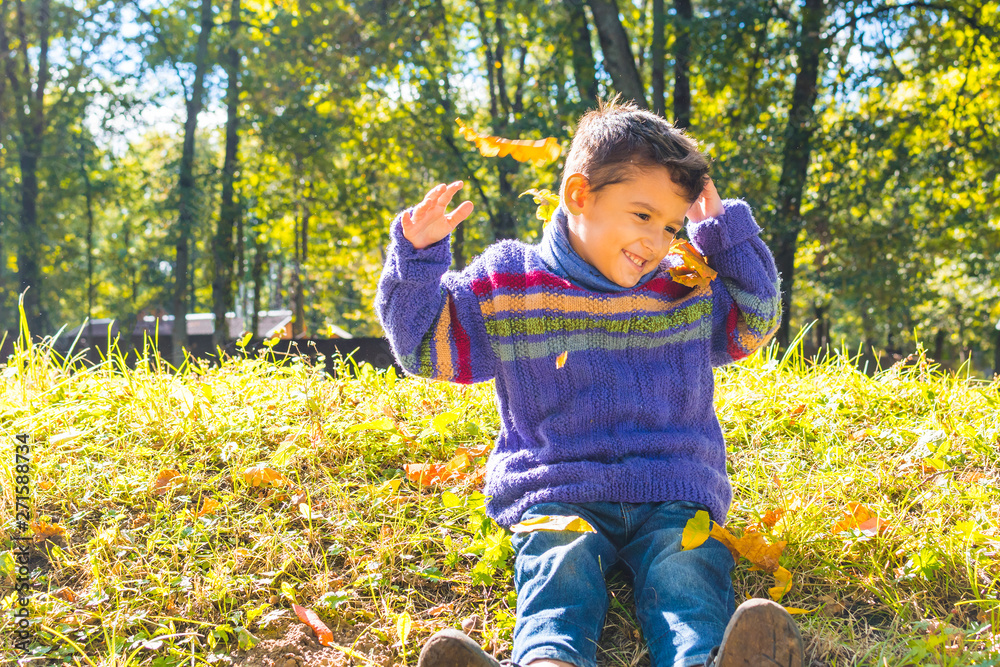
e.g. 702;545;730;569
682;510;712;550
556;351;568;369
519;188;561;222
510;515;596;533
30;521;66;543
243;463;290;488
769;566;793;601
151;469;188;495
457;119;562;166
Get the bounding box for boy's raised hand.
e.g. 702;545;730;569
686;176;725;224
401;181;474;250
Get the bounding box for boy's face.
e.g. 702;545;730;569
563;166;690;288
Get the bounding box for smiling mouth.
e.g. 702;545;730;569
622;249;648;269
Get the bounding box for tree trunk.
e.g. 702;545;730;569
933;328;946;362
813;301;827;352
119;217;137;360
651;0;665;116
587;0;647;107
771;0;827;347
77;139;96;323
4;0;52;338
993;326;999;379
672;0;692;127
171;0;214;367
566;0;599;104
474;0;518;241
17;144;44;335
292;201;309;337
250;232;266;339
213;0;241;350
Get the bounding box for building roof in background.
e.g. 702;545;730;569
62;310;298;340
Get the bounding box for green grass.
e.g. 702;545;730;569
1;312;998;666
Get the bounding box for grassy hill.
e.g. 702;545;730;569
1;326;998;666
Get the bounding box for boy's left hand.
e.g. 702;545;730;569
686;177;724;223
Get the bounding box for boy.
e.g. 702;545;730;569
375;99;803;667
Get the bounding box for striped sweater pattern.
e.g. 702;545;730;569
375;199;781;527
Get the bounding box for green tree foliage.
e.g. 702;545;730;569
1;0;997;375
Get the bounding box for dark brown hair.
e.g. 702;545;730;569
560;95;710;203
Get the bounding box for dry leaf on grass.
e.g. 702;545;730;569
52;587;76;602
510;515;596;534
761;508;785;528
243;463;290;488
30;520;66;543
151;469;187;495
682;512;787;575
427;603;454;617
196;498;221;518
768;566;793;601
455;442;492;459
405;453;471;486
818;595;846;617
292;603;334;647
735;531;786;573
831;502;889;536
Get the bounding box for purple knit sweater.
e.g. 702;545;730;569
375;199;781;527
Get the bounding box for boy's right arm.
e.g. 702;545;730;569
375;209;497;384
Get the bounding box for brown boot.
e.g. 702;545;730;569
418;628;520;667
705;598;804;666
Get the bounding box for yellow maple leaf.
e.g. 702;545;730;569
510;515;597;534
681;510;712;550
695;522;786;574
667;239;717;288
457;119;562;166
736;531;786;573
769;566;793;601
556;351;569;369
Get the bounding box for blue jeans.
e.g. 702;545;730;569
510;501;736;667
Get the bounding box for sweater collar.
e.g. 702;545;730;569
537;205;658;293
